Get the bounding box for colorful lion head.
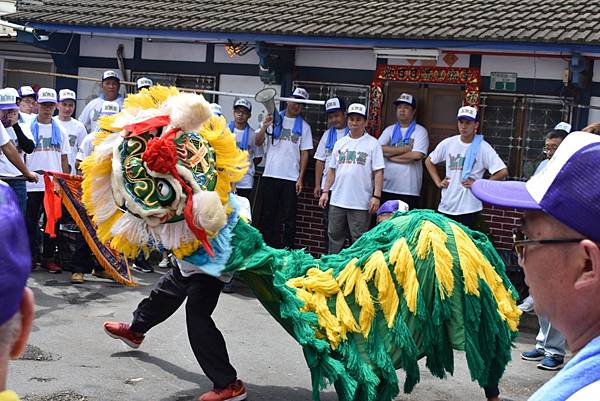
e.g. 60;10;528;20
81;86;248;259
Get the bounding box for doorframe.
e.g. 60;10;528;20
367;64;481;136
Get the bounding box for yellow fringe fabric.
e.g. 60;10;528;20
199;116;249;203
450;223;521;331
416;221;455;299
389;238;420;314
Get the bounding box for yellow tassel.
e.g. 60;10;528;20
389;238;420;314
417;221;455;299
335;291;360;340
372;252;400;328
313;292;342;348
199;116;249;203
95;211;123;244
355;272;375;338
449;223;521;331
336;258;360;296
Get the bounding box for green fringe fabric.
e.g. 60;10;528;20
225;209;520;401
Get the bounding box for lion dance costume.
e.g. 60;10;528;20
83;87;521;401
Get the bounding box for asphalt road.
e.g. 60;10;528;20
9;269;559;401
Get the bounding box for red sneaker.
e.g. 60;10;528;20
42;260;62;273
198;380;247;401
103;322;145;349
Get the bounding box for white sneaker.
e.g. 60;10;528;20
518;295;534;312
158;257;170;269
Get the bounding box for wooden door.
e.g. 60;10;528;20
420;85;464;210
381;81;426;132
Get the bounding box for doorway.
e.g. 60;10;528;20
381;81;464;210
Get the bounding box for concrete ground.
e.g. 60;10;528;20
9;269;560;401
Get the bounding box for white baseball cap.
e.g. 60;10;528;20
101;100;120;115
554;122;572;133
346;103;367;117
325;97;346;113
136;77;153;90
210;103;223;116
102;70;120;81
234;98;252;112
456;106;478;121
291;87;309;100
393;93;417;108
36;88;58;104
58;89;76;102
0;89;18;110
18;86;35;98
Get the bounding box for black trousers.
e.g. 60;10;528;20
25;191;58;262
260;177;297;248
130;267;237;389
381;192;420;211
442;211;480;231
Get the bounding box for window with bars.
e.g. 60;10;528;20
292;81;371;149
480;94;572;180
130;72;217;102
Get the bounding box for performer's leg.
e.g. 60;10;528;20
260;177;281;247
483;386;500;400
186;274;237;389
281;179;297;249
130;268;187;333
25;191;43;264
6;180;27;214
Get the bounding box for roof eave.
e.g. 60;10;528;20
12;21;600;54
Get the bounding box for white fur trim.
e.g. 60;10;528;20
164;93;212;132
110;213;153;246
193;191;227;233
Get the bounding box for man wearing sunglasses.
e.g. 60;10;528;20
472;131;600;401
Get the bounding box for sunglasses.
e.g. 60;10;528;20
512;228;583;258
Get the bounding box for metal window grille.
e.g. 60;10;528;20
480;93;573;179
130;72;217;102
293;81;371;147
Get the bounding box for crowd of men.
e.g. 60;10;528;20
1;69;600;401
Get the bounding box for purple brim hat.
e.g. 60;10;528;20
0;183;31;325
0;103;18;110
471;180;541;210
377;200;400;216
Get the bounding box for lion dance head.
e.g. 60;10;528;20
81;86;248;260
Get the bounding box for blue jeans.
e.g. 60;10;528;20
536;315;566;357
6;179;27;214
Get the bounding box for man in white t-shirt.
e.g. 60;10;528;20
472;132;600;401
17;86;37;123
54;89;88;173
318;103;384;254
0;88;37;212
256;87;313;248
71;101;120;284
425;106;507;230
24;88;70;274
78;70;124;133
378;93;429;210
228;98;263;203
314;97;348;251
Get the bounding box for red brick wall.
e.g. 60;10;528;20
294;194;523;255
481;205;523;251
295;188;327;256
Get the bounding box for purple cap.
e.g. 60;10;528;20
0;183;31;325
472;131;600;243
376;199;409;216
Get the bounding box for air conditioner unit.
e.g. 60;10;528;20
373;48;440;61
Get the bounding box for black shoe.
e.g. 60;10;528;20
132;262;154;273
